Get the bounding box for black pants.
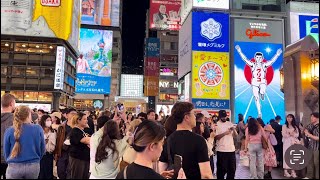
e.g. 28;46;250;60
69;156;89;179
210;155;215;175
217;151;236;179
39;153;54;179
57;151;70;179
1;163;8;179
273;144;283;166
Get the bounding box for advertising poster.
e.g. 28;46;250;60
81;0;120;27
192;51;230;109
145;38;160;57
1;0;80;52
144;76;159;96
145;57;160;76
192;11;229;52
299;15;319;43
76;28;113;94
149;0;181;31
234;19;284;124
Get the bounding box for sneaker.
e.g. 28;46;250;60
284;171;291;178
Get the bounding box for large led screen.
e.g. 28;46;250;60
76;28;113;94
81;0;120;27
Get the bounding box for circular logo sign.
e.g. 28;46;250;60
284;144;312;171
93;100;103;109
198;62;223;87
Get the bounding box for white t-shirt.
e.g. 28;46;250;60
215;121;235;152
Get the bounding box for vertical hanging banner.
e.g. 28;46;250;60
234;19;285;124
54;46;66;90
144;37;160;97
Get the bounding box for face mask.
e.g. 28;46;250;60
45;121;52;127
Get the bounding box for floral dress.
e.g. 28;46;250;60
264;125;277;167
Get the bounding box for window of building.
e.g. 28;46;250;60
40;67;54;78
1;66;7;76
12;67;25;76
232;0;284;12
38;92;52;102
164;42;171;50
26;67;40;77
170;42;178;50
10;91;24;101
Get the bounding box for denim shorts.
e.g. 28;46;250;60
6;162;40;179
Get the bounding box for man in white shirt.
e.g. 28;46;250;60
215;110;238;179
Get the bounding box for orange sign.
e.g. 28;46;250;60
144;76;159;96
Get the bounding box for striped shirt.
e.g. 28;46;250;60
306;123;319;151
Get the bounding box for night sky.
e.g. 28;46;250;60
122;0;149;75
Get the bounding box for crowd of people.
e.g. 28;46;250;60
0;93;319;179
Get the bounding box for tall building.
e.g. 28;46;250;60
1;0;80;111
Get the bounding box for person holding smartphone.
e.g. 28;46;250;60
116;120;185;179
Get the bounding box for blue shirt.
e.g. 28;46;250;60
4;123;45;164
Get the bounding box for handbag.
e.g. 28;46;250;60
269;134;278;146
261;135;269;150
239;150;249;167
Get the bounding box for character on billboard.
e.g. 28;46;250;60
77;54;92;74
153;4;169;29
235;45;282;118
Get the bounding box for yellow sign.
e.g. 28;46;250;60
1;0;80;52
192;51;230;100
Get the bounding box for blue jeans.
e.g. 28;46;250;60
248;143;264;179
6;163;40;179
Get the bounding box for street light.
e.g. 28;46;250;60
309;50;319;89
280;65;284;93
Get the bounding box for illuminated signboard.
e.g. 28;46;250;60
54;46;66;90
160;67;178;76
120;74;144;97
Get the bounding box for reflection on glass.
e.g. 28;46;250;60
12;67;25;76
1;66;7;76
24;92;39;101
26;67;39;76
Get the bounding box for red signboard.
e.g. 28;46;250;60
149;0;181;31
144;57;160;76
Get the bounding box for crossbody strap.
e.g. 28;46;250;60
124;166;128;179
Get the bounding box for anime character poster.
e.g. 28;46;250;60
234;42;285;124
76;28;113;94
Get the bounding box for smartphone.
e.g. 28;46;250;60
117;103;124;113
174;154;182;179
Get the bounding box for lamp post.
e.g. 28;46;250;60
280;65;284;93
309;50;319;89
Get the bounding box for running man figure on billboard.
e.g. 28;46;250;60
235;45;282;118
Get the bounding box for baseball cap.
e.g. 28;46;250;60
201;110;211;118
275;115;282;120
218;110;227;118
51;112;62;119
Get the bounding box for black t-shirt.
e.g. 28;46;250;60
159;130;209;179
270;121;282;145
116;163;164;179
64;123;72;140
69;128;90;161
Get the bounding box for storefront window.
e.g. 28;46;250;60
232;0;284;12
1;42;11;52
10;91;24;101
12;67;25;76
38;92;52;102
1;66;7;76
24;92;39;102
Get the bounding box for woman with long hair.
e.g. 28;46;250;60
282;114;300;178
90;120;130;179
245;117;266;179
69;112;91;179
4;106;45;179
117;120;185;179
38;115;56;179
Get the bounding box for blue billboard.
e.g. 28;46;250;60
299;15;319;43
76;28;113;94
192;11;229;52
145;38;160;57
234;42;285;124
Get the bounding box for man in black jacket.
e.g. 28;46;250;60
270;115;283;167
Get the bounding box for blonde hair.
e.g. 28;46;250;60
127;119;142;133
70;112;85;128
10;105;31;158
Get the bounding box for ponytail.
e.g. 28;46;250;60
10;105;30;158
